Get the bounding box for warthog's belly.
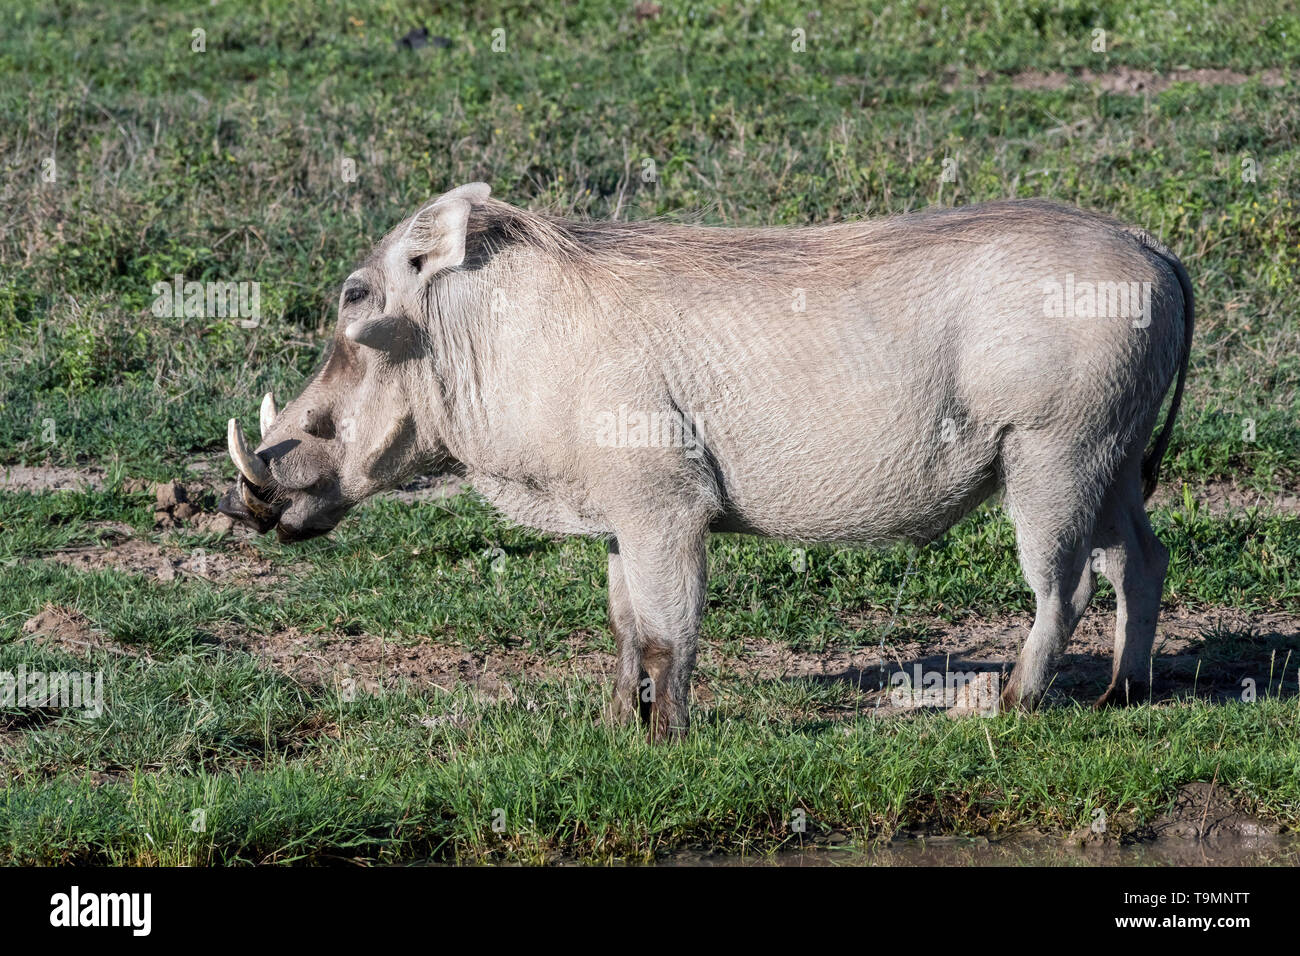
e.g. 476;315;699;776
707;455;1003;546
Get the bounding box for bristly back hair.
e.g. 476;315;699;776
462;196;1122;285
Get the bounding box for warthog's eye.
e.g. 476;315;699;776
343;286;368;305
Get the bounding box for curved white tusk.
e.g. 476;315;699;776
259;392;277;440
241;480;274;517
227;418;270;486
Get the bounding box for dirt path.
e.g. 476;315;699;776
0;464;108;493
735;605;1300;713
1148;477;1300;515
941;65;1289;94
236;603;1300;712
23;601;1298;714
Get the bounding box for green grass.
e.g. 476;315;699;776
4;655;1300;865
0;0;1297;484
3;485;1299;863
1;0;1299;864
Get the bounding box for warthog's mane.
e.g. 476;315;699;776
462;196;1112;286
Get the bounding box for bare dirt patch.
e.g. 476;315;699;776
19;605;142;658
1151;477;1300;515
229;628;614;699
0;464;106;493
38;523;282;583
943;65;1287;94
694;606;1299;714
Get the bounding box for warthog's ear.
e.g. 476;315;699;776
397;182;492;283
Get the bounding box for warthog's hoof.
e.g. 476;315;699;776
1094;680;1149;708
997;681;1043;713
646;702;688;744
603;690;640;728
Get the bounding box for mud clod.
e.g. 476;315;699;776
142;479;235;533
1146;781;1277;845
154;481;187;510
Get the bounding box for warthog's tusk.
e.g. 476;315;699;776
259;392;277;439
240;479;275;517
227;418;270;486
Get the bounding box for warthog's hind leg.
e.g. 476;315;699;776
1093;475;1167;707
1000;539;1096;709
999;437;1104;709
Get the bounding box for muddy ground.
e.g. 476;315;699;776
662;780;1298;865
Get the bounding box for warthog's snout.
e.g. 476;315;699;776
218;405;287;535
218;396;345;543
217;468;341;543
216;477;283;534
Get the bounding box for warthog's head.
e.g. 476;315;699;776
217;182;491;541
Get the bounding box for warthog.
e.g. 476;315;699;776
219;183;1193;739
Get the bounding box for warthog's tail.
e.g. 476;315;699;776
1133;231;1195;501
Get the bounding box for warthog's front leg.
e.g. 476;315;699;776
612;524;708;742
605;538;648;727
